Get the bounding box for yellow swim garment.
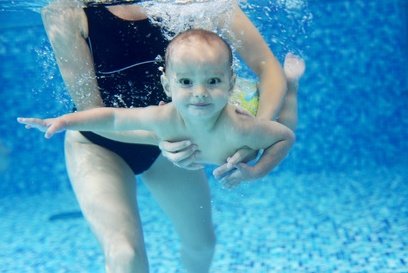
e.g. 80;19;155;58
230;77;259;116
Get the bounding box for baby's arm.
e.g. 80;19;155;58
251;122;295;177
17;106;161;139
18;116;69;138
219;120;295;188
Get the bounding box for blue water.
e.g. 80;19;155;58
1;0;407;272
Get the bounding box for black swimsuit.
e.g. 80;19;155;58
81;7;170;174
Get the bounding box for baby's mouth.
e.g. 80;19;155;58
190;102;211;107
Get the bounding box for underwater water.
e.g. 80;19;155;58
0;0;407;272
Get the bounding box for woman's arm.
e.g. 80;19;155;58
41;1;103;110
222;1;287;121
41;1;159;145
214;1;289;182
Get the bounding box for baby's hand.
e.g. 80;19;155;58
17;117;67;138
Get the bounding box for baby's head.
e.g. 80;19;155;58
161;29;235;118
164;28;233;72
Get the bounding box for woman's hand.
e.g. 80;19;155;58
159;140;204;170
216;162;261;189
213;147;259;188
158;100;204;170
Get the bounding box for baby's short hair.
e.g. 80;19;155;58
165;28;233;68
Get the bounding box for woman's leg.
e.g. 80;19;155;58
141;155;215;273
64;131;148;273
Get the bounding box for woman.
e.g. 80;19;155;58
41;0;288;272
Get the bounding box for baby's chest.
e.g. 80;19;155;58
193;134;242;165
158;121;245;165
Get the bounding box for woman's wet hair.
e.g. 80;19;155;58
164;28;233;69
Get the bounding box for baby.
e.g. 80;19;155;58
18;29;303;183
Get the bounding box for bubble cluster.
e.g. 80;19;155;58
141;0;234;40
34;40;73;112
0;0;51;12
238;0;312;60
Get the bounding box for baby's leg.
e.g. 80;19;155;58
277;53;305;131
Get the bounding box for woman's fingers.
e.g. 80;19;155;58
159;139;192;153
213;161;235;180
213;147;257;180
174;161;204;170
219;163;254;189
229;147;257;165
159;140;204;169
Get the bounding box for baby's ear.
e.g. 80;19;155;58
160;74;171;97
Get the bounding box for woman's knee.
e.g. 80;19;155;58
183;231;216;258
180;233;216;273
104;237;149;273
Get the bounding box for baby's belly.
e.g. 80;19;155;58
195;146;242;165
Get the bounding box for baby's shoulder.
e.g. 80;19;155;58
225;105;258;133
228;104;256;122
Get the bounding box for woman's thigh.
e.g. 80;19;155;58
141;154;214;247
64;131;145;250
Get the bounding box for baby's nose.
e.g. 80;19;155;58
193;85;208;97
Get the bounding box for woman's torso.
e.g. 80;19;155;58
84;6;170;108
78;6;170;175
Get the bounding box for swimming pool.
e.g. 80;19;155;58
1;0;407;272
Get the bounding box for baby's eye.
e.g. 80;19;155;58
207;78;221;85
178;78;192;86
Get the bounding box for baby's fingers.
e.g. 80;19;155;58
17;117;39;125
45;125;57;139
17;117;48;132
17;117;44;125
44;121;67;139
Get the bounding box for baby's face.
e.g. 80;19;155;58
165;41;234;119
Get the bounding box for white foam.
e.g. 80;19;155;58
141;0;234;40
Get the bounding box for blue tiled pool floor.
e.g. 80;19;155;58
1;168;407;273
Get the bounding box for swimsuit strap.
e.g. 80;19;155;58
84;0;146;7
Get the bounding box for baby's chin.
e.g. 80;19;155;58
184;104;223;118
